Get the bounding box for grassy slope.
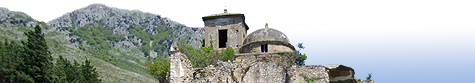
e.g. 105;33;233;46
45;27;158;82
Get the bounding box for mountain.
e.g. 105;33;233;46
0;7;43;41
1;4;204;82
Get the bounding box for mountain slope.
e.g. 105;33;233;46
46;4;204;82
1;4;204;82
0;7;41;41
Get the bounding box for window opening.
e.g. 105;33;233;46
261;44;268;52
219;29;228;48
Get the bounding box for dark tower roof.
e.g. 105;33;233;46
202;12;249;30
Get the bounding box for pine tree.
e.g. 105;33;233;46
72;60;84;82
0;40;34;82
21;25;54;82
81;58;101;83
64;57;80;82
51;55;69;82
1;25;102;83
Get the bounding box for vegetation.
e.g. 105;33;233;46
0;25;100;83
0;40;33;82
178;39;235;68
366;73;372;80
68;22;121;65
301;76;320;83
52;56;101;83
66;21;174;76
126;23;173;57
144;39;236;82
144;57;170;83
295;43;307;65
1;6;192;82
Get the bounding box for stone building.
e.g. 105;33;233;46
235;23;298;68
168;9;369;83
202;9;248;50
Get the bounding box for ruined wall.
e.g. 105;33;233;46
169;50;360;83
288;65;330;83
169;50;193;83
169;40;359;83
204;16;247;50
188;60;333;83
323;65;358;83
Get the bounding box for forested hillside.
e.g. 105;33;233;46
1;25;100;83
1;4;204;82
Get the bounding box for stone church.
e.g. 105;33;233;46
168;9;372;83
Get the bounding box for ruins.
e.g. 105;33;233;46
169;9;372;83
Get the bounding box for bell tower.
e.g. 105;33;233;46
202;9;249;50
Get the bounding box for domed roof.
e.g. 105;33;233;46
243;28;290;45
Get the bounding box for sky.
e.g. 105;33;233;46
2;0;475;82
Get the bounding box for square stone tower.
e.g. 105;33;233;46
202;9;249;50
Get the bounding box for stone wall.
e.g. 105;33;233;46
169;43;193;83
187;61;338;83
168;53;360;83
289;65;330;83
169;43;360;83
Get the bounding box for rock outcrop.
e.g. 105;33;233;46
0;7;40;41
0;7;38;28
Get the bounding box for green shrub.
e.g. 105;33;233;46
144;57;170;83
295;43;307;65
177;40;235;68
366;73;372;80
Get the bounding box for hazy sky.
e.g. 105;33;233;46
2;0;475;82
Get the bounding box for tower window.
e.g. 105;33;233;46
261;44;268;52
218;29;227;48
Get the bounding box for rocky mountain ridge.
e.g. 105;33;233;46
0;7;38;27
48;4;204;49
0;7;42;41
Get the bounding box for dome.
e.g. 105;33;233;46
243;28;290;45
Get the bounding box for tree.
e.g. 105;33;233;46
222;47;235;62
295;43;307;65
144;57;170;83
0;40;34;82
52;56;101;83
21;25;54;82
366;73;372;80
51;56;69;82
0;25;101;82
81;58;101;83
